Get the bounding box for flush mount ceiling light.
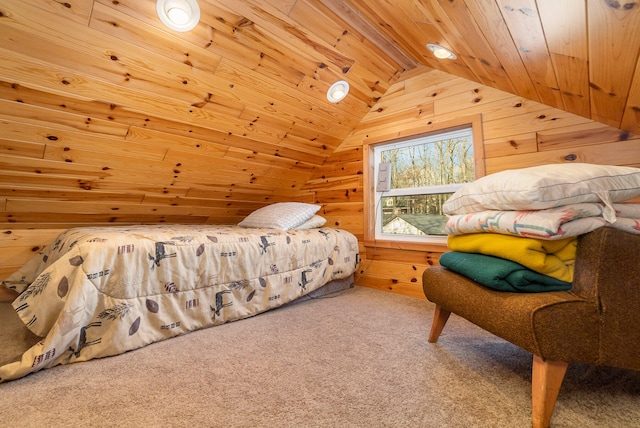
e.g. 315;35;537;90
427;43;457;60
157;0;200;32
326;80;350;103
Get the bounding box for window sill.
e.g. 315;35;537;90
362;239;448;253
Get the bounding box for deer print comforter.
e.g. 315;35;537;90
0;224;359;382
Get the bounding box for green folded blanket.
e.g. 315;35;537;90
439;251;572;292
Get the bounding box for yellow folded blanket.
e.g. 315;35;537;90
447;233;578;282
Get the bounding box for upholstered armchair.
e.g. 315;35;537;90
422;227;640;428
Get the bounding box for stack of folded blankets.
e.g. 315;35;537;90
438;163;640;292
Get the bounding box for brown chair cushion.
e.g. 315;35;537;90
423;227;640;369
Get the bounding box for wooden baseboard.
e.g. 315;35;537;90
0;287;19;302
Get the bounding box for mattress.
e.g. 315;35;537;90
0;224;359;382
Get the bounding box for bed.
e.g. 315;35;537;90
0;220;359;383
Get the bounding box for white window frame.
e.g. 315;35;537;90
364;116;485;248
373;127;473;243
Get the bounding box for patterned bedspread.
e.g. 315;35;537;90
0;224;359;382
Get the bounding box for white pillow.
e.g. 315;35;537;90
295;215;327;230
443;163;640;221
238;202;321;230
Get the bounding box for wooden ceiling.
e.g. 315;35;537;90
337;0;640;133
1;0;639;225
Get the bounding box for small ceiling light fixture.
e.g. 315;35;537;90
427;43;457;60
157;0;200;32
326;80;350;103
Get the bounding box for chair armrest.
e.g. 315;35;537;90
571;227;640;369
572;227;640;300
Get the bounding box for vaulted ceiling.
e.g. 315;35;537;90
6;1;640;144
118;0;640;136
336;0;640;134
1;0;640;224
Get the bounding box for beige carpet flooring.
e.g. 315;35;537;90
0;285;639;427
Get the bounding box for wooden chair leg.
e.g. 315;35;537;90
428;305;451;343
531;355;568;428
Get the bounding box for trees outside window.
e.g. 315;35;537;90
370;123;480;244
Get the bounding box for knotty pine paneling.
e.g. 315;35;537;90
1;0;640;293
0;229;64;293
0;0;387;282
304;67;640;298
587;0;640;128
496;0;564;110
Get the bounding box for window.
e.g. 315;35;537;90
366;118;484;245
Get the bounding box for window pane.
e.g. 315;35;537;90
372;124;477;242
381;193;453;236
380;134;474;190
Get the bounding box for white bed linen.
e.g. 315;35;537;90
0;224;359;382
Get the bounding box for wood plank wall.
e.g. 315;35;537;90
2;64;640;301
303;67;640;299
0;0;355;287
